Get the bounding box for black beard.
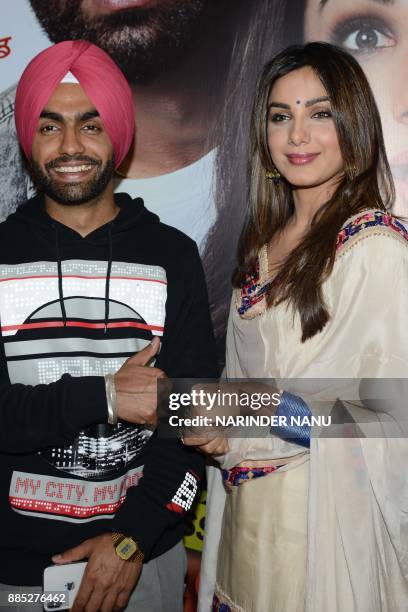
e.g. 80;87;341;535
31;154;115;206
29;0;213;84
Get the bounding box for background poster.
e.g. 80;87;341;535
2;0;407;358
1;0;407;608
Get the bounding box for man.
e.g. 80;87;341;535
0;0;253;251
0;40;217;611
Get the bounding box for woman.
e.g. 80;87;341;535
188;42;408;612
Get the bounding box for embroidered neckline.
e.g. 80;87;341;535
237;258;273;316
237;210;408;319
336;210;408;251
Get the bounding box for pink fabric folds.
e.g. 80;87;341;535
14;40;134;168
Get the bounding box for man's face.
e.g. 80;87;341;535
30;0;213;83
31;83;115;206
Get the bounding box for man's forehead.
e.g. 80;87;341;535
41;83;98;119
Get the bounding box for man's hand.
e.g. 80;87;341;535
115;337;166;426
52;533;142;612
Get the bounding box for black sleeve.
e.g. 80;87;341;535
0;349;108;452
111;241;219;559
156;241;219;380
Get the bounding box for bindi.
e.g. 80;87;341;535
296;100;301;105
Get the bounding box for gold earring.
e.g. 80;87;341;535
266;166;281;182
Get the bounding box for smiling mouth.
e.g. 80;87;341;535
287;153;320;165
53;165;95;174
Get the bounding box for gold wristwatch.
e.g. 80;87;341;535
111;532;144;563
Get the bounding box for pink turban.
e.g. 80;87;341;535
14;40;134;168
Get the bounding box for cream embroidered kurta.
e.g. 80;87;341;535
199;210;408;612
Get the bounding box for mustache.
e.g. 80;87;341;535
45;156;101;170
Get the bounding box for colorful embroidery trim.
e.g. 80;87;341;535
212;593;232;612
336;211;408;251
237;260;273;316
238;211;408;317
222;464;285;491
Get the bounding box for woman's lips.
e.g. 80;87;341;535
286;153;320;165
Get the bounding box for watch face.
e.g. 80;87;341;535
118;538;137;560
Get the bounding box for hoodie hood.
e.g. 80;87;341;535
10;192;160;243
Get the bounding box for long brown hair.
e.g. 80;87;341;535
202;0;285;361
233;42;395;342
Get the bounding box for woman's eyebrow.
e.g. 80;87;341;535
268;102;291;110
305;96;330;107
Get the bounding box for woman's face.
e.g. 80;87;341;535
267;66;344;192
305;0;408;215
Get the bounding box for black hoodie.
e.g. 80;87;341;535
0;192;217;585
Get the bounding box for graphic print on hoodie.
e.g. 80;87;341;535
1;194;167;521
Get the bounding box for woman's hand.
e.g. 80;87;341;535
182;435;229;457
179;379;280;457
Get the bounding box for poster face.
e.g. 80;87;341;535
304;0;408;216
